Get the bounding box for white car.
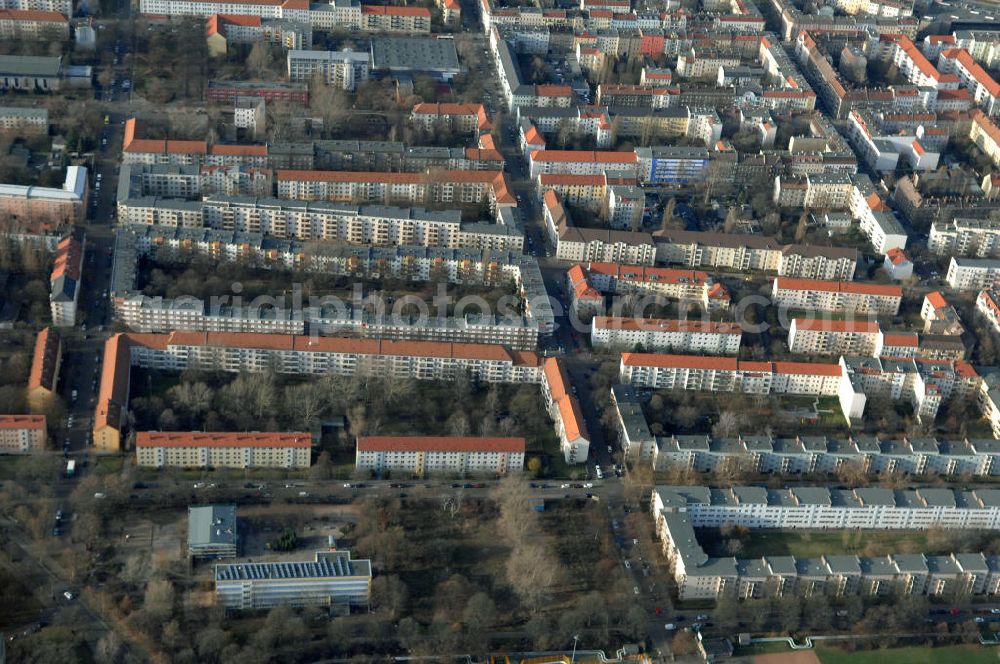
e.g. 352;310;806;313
63;591;74;601
583;482;594;488
664;624;676;631
633;586;640;595
624;560;631;569
560;483;570;488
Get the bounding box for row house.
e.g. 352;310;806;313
567;261;731;313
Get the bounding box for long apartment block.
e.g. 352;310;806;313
117;193;523;252
770;277;902;315
355;436;525;476
653;433;1000;477
620;352;979;423
653;229;858;280
110;227;552;343
590;316;742;354
93;332;544;452
610;383;1000;475
653;485;1000;601
136;431;312;469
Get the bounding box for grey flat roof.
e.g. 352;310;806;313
371;37;460;72
189;504;237;549
0;55;61;77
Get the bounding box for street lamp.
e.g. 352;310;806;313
571;634;579;664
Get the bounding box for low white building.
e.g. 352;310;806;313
355;436;525;476
788;318;882;356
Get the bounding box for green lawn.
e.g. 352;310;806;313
818;644;1000;664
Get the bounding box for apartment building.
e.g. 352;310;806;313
947;256;1000;291
541;358;589;464
49;228;84;327
978;289;1000;335
410;103;492;134
788;318;881;356
0;105;46;132
528;149;639;179
770;277;902;315
0;0;71;13
27;327;60;412
542;190;656;266
609;384;656;462
207;80;309;105
138;0;310;21
620;352;844;397
111;226;550;341
650;432;1000;478
568;261;731;313
654;229;858;280
0;414;46;453
930;216;1000;257
773;172;854;209
938;49;1000;115
0;9;67;39
118;192;521;251
206;14;311;56
846;109;938;173
214;550;371;610
94;332;542;452
0;164;86;225
591;316;742;354
273;169;516;210
188;504;238;559
360;4;430;32
136;431;312;469
634;146;711;184
355;436;525;476
968;110;1000;168
653;484;1000;600
286;49;369;90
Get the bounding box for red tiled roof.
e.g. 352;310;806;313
362;4;430;16
620;353;738;370
791;318;880;333
51;232;83;282
773;277;901;298
531;150;636;164
28;327;59;393
0;415;45;430
886;247;909;265
357;436;525;453
137;431;311;448
924;291;948;311
882;333;918;347
0;9;67;21
593;317;741;334
942;48;1000;97
771;361;842;377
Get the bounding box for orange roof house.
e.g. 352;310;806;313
27;327;61;410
